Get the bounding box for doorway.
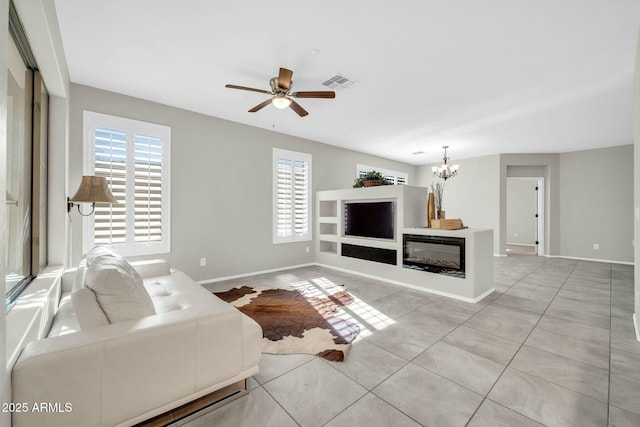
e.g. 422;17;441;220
506;177;544;256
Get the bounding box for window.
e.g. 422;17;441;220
5;2;49;306
273;148;312;243
356;164;408;185
83;111;171;256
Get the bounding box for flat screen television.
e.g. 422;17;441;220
344;201;394;239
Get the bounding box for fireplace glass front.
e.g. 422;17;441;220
403;234;465;278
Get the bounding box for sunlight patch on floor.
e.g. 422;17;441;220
299;276;397;338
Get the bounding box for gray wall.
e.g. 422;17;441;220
418;149;633;262
559;145;633;262
416;154;501;254
69;84;416;281
507;178;537;245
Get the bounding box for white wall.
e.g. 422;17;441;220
0;0;9;423
506;178;537;245
68;84;417;281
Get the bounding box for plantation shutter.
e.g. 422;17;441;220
356;164;409;185
94;127;128;245
273;149;312;243
134;133;164;243
275;158;293;239
293;159;309;237
83;111;171;256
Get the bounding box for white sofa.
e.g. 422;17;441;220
11;252;262;427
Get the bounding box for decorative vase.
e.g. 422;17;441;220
427;193;435;227
363;180;382;187
437;210;445;219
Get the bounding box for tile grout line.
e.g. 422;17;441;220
258;383;302;427
463;257;580;427
208;262;621;427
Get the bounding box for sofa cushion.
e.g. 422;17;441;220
151;296;181;313
131;259;172;279
85;255;156;323
144;281;170;297
72;288;110;330
86;245;120;266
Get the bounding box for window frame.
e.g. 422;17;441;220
272;148;312;244
356;164;408;185
82;111;171;256
5;1;48;308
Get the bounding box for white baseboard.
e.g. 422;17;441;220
197;263;316;285
314;262;494;304
633;313;640;342
543;254;634;265
506;243;536;247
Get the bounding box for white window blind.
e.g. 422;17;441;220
356;164;409;185
83;111;171;256
273;148;312;243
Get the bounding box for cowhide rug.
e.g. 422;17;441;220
214;282;360;362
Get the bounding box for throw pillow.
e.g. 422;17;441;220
86;245;121;266
85;255;156;323
72;288;110;330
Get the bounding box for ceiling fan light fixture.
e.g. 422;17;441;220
272;95;292;109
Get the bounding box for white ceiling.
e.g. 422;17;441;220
53;0;640;165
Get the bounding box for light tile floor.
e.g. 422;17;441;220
185;256;640;427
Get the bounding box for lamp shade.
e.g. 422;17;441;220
70;176;119;204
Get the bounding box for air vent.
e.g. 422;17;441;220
322;73;355;89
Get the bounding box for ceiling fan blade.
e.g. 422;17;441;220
278;68;293;90
225;84;271;94
291;91;336;99
248;99;273;113
289;100;309;117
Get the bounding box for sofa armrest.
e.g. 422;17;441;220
61;268;77;293
12;304;244;427
130;259;171;279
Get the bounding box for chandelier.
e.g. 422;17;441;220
432;145;459;181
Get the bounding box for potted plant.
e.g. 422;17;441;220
353;170;392;188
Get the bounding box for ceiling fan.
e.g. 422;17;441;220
225;67;335;117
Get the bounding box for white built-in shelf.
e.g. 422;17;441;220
319;200;338;217
340;236;397;250
315;185;494;302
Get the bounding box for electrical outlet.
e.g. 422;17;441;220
200;258;206;267
593;243;599;250
306;246;310;253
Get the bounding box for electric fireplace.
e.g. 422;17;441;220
403;234;465;278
